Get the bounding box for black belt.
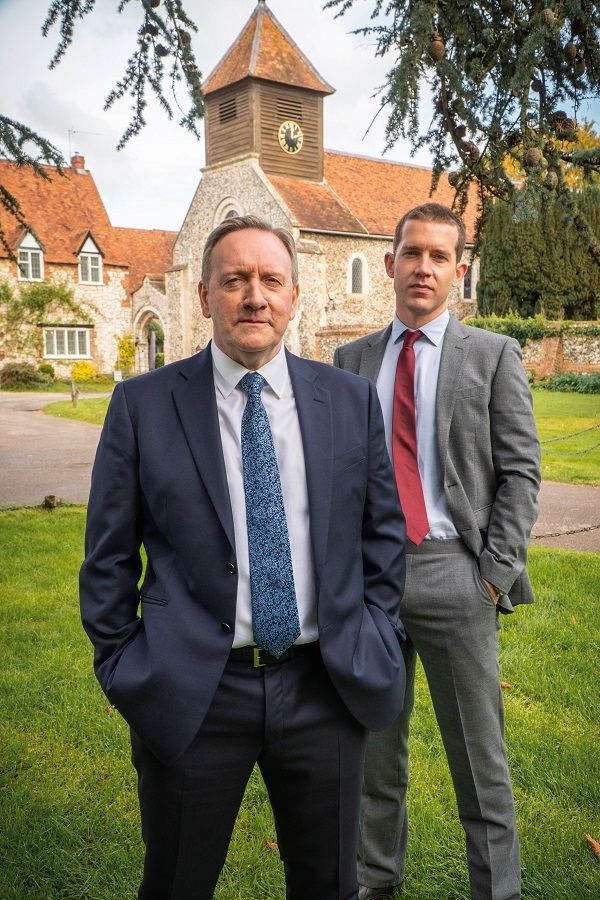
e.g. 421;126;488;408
228;642;318;668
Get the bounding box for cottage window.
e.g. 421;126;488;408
18;248;44;281
43;327;91;359
79;252;102;284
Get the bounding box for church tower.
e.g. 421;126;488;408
202;0;334;182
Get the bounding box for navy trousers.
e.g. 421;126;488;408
132;644;367;899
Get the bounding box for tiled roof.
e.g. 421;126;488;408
204;1;333;96
323;151;478;243
0;159;128;266
113;227;177;295
268;175;366;234
266;151;478;242
0;159;176;294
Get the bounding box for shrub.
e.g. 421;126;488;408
535;372;600;393
116;335;135;373
154;352;165;368
71;361;96;381
0;362;41;387
38;363;55;379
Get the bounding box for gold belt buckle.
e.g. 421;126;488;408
253;647;265;668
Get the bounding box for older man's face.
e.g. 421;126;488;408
199;229;298;371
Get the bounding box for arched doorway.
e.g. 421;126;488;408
134;309;166;373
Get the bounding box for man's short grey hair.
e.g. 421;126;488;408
201;215;299;286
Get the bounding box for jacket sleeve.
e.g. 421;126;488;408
79;382;144;690
362;380;406;634
478;338;541;594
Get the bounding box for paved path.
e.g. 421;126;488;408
0;392;106;506
1;391;599;552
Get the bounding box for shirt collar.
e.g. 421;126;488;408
392;309;450;347
210;341;289;399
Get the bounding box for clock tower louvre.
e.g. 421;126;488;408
203;2;333;181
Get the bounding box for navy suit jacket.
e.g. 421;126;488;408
80;346;406;764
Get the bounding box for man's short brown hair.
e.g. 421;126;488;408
201;215;298;286
393;203;466;261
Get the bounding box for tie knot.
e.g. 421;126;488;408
239;371;266;397
402;330;423;351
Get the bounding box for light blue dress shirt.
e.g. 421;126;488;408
376;309;459;540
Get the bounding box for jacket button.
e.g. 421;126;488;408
221;622;232;633
226;562;237;574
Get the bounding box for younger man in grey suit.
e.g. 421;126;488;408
334;203;540;900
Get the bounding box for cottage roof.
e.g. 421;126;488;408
0;158;177;293
203;1;334;96
0;159;128;266
266;151;478;244
113;228;177;295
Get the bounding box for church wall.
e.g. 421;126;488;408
166;157;297;361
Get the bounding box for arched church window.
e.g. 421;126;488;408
224;209;239;220
348;254;369;295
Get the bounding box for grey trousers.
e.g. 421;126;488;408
358;540;521;900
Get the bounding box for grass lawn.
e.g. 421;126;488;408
42;396;110;426
532;390;600;485
43;388;600;485
1;507;599;899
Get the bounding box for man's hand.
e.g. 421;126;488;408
482;578;500;604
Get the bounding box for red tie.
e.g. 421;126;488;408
392;330;430;545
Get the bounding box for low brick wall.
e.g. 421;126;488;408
523;326;600;379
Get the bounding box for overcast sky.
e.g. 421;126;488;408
1;0;599;232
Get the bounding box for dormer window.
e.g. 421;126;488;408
17;233;44;281
78;236;103;284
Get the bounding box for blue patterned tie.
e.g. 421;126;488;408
239;372;300;658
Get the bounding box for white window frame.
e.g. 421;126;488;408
18;248;44;282
347;252;369;296
79;252;102;284
43;327;91;359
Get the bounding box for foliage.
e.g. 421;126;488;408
536;371;600;393
325;0;600;260
37;362;55;379
467;313;600;345
116;334;136;372
0;279;93;358
154;351;165;368
476;189;600;318
0;362;43;388
43;0;203;150
70;360;96;381
504;120;600;189
1;1;204;257
1;507;599;897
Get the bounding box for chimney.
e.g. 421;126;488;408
70;153;86;173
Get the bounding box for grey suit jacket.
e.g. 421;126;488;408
334;316;541;607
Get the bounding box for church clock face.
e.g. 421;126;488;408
278;120;304;154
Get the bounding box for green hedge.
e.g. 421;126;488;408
468;314;600;347
534;372;600;393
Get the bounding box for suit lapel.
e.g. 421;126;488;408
171;347;235;549
287;352;332;579
436;317;471;471
358;324;392;381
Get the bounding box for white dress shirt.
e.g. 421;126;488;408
376;309;459;540
211;341;318;647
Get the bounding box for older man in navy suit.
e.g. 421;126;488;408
80;215;406;899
